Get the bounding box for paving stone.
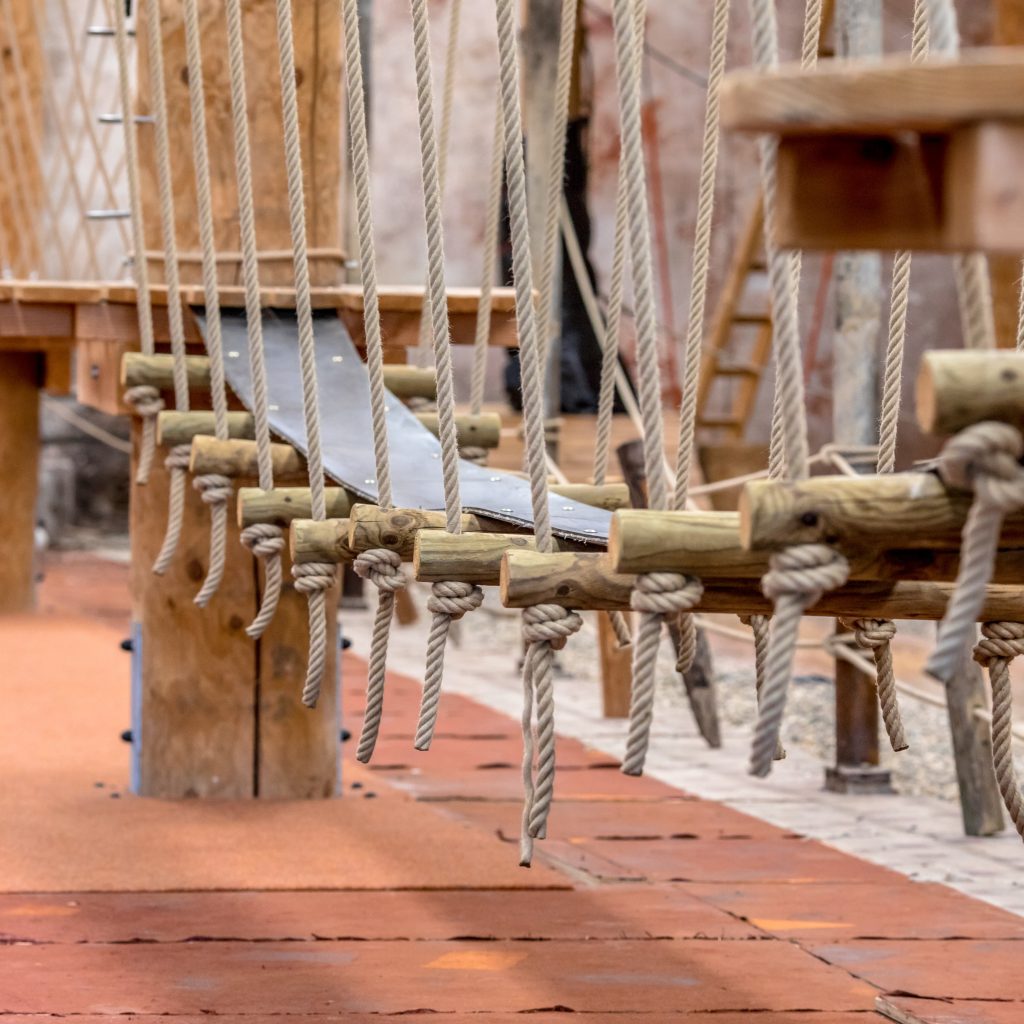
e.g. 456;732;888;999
878;996;1024;1023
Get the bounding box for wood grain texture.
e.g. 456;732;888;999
290;518;358;564
722;48;1024;135
135;0;343;286
347;504;508;558
597;611;632;719
0;352;39;612
157;410;254;446
738;473;1024;551
189;436;306;478
413;531;579;585
918;349;1024;434
237;487;354;528
501;551;635;611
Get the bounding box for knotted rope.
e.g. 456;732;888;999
225;0;284;638
623;573;703;775
843;617;908;752
145;0;192;576
927;422;1024;683
409;0;484;750
184;0;232;608
343;0;402;759
973;622;1024;841
519;603;582;866
275;0;337;705
740;613;784;759
750;544;849;777
354;548;406;761
112;0;159;483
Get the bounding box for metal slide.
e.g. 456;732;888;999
200;307;611;543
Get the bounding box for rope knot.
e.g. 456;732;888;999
354;547;406;592
241;522;285;558
522;603;582;651
762;543;849;607
193;473;232;505
292;561;337;596
164;443;192;471
851;617;897;651
428;580;484;619
630;572;703;615
974;621;1024;667
940;421;1024;514
123;385;165;418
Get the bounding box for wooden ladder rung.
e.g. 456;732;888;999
713;364;760;377
731;312;771;325
696;416;744;429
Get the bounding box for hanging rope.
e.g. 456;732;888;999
973;623;1024;841
495;0;581;866
224;0;286;637
146;0;193;578
745;0;849;778
274;0;336;706
341;0;407;761
408;0;484;750
182;0;232;608
113;0;161;483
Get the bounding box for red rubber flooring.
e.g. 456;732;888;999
1;554;1021;1021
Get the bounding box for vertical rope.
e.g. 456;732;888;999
274;0;336;707
183;0;232;608
146;0;193;578
343;0;406;761
224;0;285;638
113;0;161;483
409;0;483;749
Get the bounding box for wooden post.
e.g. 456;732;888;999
0;353;40;613
824;0;890;796
125;1;344;798
989;0;1024;347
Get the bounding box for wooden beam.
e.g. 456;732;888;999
237;486;354;528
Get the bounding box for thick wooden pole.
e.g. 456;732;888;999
828;0;887;793
0;353;40;613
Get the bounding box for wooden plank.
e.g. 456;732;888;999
135;0;343;287
76;339;134;416
722;48;1024;135
597;611;632;719
0;352;39;613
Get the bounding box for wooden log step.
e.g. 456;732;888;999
345;505;512;560
237;487;355;528
189;436;306;479
156;411;253;447
917;350;1024;435
413;530;580;585
290;518;357;564
122;352;438;401
499;550;1024;622
738;473;1024;552
415;412;503;450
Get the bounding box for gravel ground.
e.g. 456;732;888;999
454;596;1023;807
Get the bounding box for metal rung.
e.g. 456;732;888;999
98;114;155;125
87;25;136;37
86;209;131;221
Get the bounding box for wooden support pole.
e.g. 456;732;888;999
917;350;1024;434
500;549;1024;621
739;473;1024;551
0;352;39;613
237;486;354;527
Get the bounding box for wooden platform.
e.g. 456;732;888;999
2;552;1021;1020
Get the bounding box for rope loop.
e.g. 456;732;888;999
852;616;896;650
164;444;192;472
292;560;338;709
939;421;1024;510
847;616;908;753
762;543;849;606
522;603;583;652
241;522;285;559
292;561;337;597
193;473;232;506
427;580;483;620
354;548;406;593
123;385;165;419
974;620;1024;667
630;572;703;615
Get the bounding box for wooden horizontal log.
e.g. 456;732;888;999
610;507;1024;585
290;518;358;564
414;530;580;585
549;482;631;511
189;435;306;478
917;350;1024;434
156;410;254;447
721;48;1024;136
739;473;1024;551
416;411;503;449
347;504;512;559
500;550;1024;621
236;487;355;528
122;352;438;401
